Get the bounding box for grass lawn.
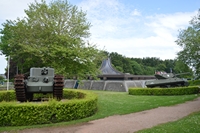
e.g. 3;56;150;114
0;90;199;132
137;111;200;133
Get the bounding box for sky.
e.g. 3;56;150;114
0;0;199;74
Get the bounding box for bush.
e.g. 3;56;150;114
129;86;200;96
0;89;86;102
0;89;98;126
189;80;200;86
0;90;16;102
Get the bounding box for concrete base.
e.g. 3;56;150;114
64;80;149;92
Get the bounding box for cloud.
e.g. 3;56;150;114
0;0;37;74
77;0;197;60
131;9;141;16
146;11;197;32
0;0;35;22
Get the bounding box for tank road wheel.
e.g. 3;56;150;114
14;74;27;102
53;75;64;100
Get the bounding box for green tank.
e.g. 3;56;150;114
14;67;64;102
145;72;189;88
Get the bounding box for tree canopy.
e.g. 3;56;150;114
176;9;200;78
0;0;103;78
108;52;192;77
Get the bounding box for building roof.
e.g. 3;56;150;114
100;58;123;75
98;58;155;80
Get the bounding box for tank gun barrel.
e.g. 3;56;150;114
175;72;190;76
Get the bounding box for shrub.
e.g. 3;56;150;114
0;89;98;126
189;80;200;86
129;86;200;96
0;90;16;102
0;89;86;102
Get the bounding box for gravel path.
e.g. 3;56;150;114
8;97;200;133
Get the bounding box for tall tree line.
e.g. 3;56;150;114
108;52;192;77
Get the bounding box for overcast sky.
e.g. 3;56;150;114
0;0;199;74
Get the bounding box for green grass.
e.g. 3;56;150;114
0;90;199;132
137;111;200;133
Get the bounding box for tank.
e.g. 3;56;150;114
14;67;64;102
145;71;189;88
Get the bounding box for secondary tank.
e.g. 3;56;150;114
145;71;189;88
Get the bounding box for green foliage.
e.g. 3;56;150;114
0;90;16;101
0;0;103;78
174;60;193;78
115;66;123;72
156;63;167;71
129;86;200;95
141;57;163;67
108;52;193;77
176;9;200;78
62;89;86;99
189;80;200;86
109;52;132;74
0;75;4;81
130;60;143;75
0;89;98;126
142;66;155;75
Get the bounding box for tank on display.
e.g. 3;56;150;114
145;71;189;88
14;67;64;102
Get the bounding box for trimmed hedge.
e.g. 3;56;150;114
129;86;200;96
189;80;200;86
0;89;86;102
0;89;97;126
0;90;16;102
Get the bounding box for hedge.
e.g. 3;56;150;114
189;80;200;86
0;90;16;102
0;89;98;126
129;86;200;96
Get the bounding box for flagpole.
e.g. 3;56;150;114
7;55;10;91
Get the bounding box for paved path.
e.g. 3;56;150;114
10;97;200;133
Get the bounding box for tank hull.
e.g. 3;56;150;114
26;82;54;93
145;78;189;88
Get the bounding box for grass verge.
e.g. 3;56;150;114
0;90;199;132
137;111;200;133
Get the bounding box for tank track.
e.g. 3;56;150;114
53;75;64;100
14;74;27;102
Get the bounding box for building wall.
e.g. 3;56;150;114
64;80;149;92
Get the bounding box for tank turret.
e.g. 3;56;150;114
14;67;64;102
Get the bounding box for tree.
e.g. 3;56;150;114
122;58;133;74
110;52;124;72
0;0;102;78
0;75;4;81
176;9;200;78
174;60;193;78
163;59;175;73
142;66;154;75
130;60;143;75
142;57;162;67
156;63;167;72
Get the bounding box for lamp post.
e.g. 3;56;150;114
7;55;10;91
